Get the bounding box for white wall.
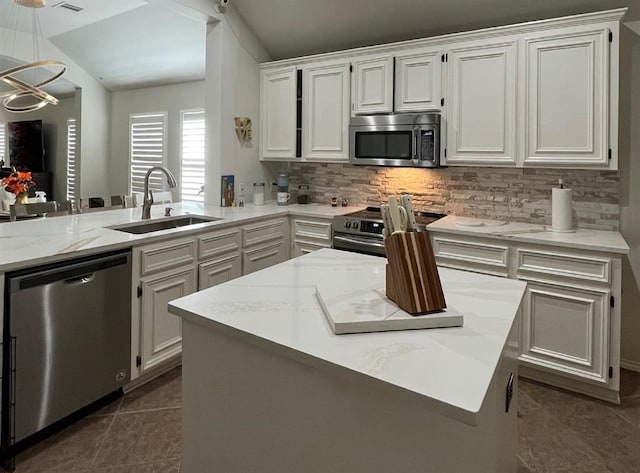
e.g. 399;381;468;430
0;94;77;200
109;81;205;197
619;25;640;371
202;2;271;205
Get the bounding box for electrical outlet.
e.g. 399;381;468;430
239;183;246;194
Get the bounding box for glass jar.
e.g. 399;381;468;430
297;185;309;204
253;182;265;206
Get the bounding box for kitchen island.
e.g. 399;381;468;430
169;248;527;473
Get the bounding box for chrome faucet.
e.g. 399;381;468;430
141;166;177;220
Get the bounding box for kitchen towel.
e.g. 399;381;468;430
551;187;573;232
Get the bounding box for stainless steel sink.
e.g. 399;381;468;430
110;215;222;234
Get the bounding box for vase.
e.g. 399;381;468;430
15;192;29;205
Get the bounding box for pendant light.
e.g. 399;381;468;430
0;0;67;113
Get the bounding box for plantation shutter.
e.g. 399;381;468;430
130;112;167;194
181;110;205;202
66;118;77;202
0;123;6;166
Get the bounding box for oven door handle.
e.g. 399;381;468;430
333;235;386;249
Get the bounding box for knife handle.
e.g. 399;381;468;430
401;195;419;231
387;196;405;234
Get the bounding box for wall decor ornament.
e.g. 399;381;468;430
234;117;252;142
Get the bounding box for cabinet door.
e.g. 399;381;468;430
140;266;195;372
198;253;242;291
260;66;297;159
395;48;442;112
447;39;517;165
523;28;609;167
519;280;610;385
303;61;351;161
352;55;393;114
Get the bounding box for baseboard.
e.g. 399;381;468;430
519;365;620;404
621;359;640;373
124;355;182;393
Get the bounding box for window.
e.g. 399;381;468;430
0;122;6;166
180;110;205;202
129;112;167;195
66;118;77;202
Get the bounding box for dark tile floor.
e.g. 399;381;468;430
11;368;640;472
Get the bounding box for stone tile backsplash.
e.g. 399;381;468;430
267;163;620;230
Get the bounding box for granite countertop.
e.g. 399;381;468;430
0;202;360;272
168;248;527;426
428;215;630;255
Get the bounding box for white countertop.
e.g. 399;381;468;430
168;248;526;425
428;215;630;254
0;202;358;272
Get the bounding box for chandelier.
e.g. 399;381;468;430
0;0;67;113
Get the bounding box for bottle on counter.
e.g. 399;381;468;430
253;182;265;206
276;173;289;206
297;185;309;204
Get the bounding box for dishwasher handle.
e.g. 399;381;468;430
9;251;130;292
64;273;96;286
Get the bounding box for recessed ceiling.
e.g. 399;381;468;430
232;0;639;60
0;0;207;91
49;2;207;90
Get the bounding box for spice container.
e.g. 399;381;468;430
253;182;265;206
297;185;310;204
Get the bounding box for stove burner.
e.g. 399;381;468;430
332;206;447;256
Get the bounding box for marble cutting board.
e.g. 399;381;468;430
315;286;463;335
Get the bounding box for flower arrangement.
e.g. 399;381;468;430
1;169;36;197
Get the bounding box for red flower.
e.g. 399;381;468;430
1;169;35;196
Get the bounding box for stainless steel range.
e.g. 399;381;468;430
333;207;446;256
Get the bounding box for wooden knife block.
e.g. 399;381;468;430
384;231;446;315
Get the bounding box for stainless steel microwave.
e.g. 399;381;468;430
349;113;441;167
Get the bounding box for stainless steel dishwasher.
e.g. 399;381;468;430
3;250;132;444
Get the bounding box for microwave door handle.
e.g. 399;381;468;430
413;131;419;163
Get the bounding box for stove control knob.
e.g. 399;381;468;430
352;222;359;229
345;221;351;229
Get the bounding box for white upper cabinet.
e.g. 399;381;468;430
352;55;394;114
258;9;624;167
523;26;611;167
447;39;517;165
260;66;297;159
395;48;442;112
303;60;351;161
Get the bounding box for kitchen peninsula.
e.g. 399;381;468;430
168;248;527;473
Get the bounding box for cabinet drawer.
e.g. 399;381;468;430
242;218;287;247
198;228;241;261
243;240;288;275
432;236;509;276
140;238;196;276
293;219;332;241
517;249;611;284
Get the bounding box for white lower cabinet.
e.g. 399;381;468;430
241;217;290;274
197;227;242;291
519;280;610;384
430;230;622;402
291;216;332;257
132;237;197;378
140;266;195;372
131;221;288;381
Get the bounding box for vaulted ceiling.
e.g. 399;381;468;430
0;0;638;92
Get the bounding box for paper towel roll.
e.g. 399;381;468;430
552;188;573;231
